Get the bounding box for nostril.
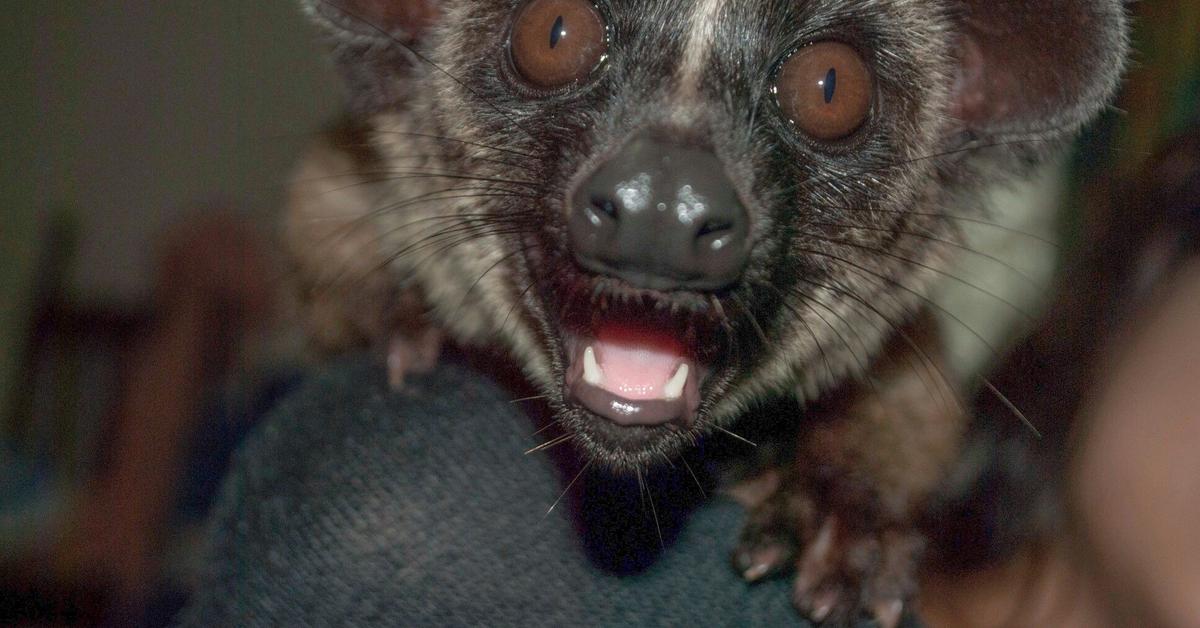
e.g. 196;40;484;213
590;195;619;221
697;218;733;238
569;132;753;290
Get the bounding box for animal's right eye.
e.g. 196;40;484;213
510;0;607;89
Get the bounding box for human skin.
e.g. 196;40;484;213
921;261;1200;628
1073;260;1200;628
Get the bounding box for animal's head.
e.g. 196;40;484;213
301;0;1126;469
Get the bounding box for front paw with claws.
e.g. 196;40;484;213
734;485;923;627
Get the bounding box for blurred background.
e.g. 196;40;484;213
3;2;341;624
1;1;1197;626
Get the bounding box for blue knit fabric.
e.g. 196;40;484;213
177;356;912;627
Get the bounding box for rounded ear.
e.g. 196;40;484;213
299;0;443;112
950;0;1128;141
300;0;440;44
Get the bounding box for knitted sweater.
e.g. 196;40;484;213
177;356;903;627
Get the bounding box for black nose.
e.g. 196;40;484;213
568;132;750;291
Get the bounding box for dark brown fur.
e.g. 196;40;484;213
288;1;1128;623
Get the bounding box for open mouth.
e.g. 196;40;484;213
544;267;734;455
563;323;706;429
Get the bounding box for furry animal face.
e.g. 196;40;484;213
299;0;1126;469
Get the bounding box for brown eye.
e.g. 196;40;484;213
775;42;872;141
510;0;607;88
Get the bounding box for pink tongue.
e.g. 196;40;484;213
591;325;686;401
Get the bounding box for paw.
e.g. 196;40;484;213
732;472;819;583
386;326;444;389
735;492;922;627
790;517;921;627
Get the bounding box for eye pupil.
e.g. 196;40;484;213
775;42;872;141
511;0;606;88
549;15;564;48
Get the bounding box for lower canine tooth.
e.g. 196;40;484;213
583;346;604;386
663;363;688;400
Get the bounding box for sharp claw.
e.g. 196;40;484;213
387;354;408;390
872;598;903;628
736;545;788;582
742;562;772;582
808;587;840;623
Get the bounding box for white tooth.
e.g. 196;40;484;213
663;363;689;400
583;346;604;386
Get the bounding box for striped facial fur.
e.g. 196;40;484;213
294;0;1127;472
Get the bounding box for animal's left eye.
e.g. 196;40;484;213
774;42;873;141
510;0;607;89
